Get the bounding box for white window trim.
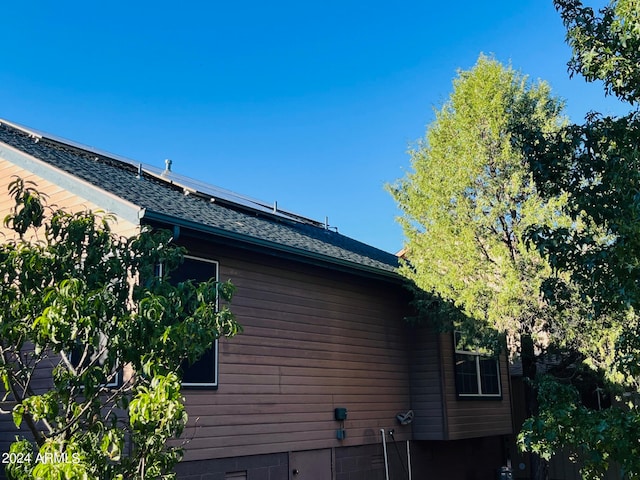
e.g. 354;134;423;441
454;332;501;398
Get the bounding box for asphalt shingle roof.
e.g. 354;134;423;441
0;122;399;276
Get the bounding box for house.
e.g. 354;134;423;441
0;119;513;480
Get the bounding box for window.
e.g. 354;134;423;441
67;336;122;388
164;255;220;388
454;331;501;398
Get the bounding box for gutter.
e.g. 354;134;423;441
141;209;402;282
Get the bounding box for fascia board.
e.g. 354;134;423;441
0;141;144;226
142;209;401;282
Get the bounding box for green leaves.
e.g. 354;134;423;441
0;179;240;479
100;429;123;461
12;404;24;428
519;377;640;479
127;374;187;478
4;177;45;236
390;53;624;476
510;2;640;476
389;55;567;340
555;0;640;104
129;374;185;434
528;113;640;317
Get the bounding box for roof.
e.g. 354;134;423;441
0;120;400;277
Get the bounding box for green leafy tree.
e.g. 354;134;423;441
388;55;571;480
558;0;640;104
517;1;640;477
0;178;241;479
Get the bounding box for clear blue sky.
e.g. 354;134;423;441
0;1;627;254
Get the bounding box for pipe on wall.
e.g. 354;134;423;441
406;440;412;480
380;429;390;480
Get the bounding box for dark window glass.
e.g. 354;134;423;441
479;357;500;395
455;354;479;394
169;256;219;388
453;332;501;398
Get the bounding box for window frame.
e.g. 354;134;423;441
159;255;220;389
66;340;122;389
453;331;502;399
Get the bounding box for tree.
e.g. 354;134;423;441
558;0;640;104
0;178;241;479
388;54;569;480
517;1;640;477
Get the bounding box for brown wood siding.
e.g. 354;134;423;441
408;325;446;440
177;239;412;462
0;158;139;239
439;334;513;440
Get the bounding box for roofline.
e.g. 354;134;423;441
0;123;400;281
0;118;145;172
0;119;329;230
0;140;144;226
141;209;401;281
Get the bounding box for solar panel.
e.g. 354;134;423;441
0;118;326;228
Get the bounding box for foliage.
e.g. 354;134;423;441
557;0;640;104
525;112;640;380
517;1;640;477
0;178;241;479
388;54;567;353
518;376;639;479
388;54;604;480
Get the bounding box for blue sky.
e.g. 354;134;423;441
0;1;627;254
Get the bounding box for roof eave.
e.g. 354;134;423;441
141;209;401;282
0;141;144;226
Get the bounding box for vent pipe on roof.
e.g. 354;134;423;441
273;201;277;213
163;159;172;174
137;163;143;179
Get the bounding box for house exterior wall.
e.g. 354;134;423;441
439;334;513;440
0;158;140;239
0;152;515;478
408;325;446;440
173;443;410;480
409;326;512;443
173;452;288;480
174;236;414;463
0;125;515;479
411;436;508;479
